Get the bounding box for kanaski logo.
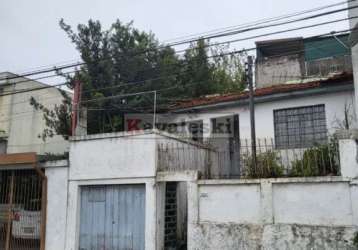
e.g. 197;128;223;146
126;119;142;131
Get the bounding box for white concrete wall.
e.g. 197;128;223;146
170;90;356;141
65;131;205;250
256;54;303;88
273;182;353;226
0;72;69;154
69;132;158;180
188;178;358;250
199;184;261;224
66;133;160;249
44;161;69;250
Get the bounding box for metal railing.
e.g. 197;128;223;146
211;137;340;179
157;137;341;180
305;55;352;77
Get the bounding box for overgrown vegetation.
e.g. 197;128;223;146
242;137;340;179
353;232;358;249
31;19;246;139
30;90;72;140
289;139;340;177
244;151;285;178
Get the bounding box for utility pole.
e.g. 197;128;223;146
71;80;82;136
153;90;157;130
246;56;257;172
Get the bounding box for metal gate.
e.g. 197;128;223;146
79;185;146;250
0;169;46;250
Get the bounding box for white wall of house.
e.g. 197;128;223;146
69;132;158;180
188;177;358;250
66;131;159;250
0;72;69;155
169;90;356;140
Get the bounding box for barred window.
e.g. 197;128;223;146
274;104;327;149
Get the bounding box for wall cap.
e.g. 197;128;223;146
336;129;358;140
198;176;351;185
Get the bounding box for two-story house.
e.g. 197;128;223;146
0;72;69;155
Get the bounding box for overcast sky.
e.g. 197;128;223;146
0;0;350;83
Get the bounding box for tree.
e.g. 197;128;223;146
31;19;246;139
30;89;71;140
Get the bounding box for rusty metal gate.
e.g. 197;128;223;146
0;154;47;250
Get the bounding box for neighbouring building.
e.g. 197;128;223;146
255;34;351;88
0;72;69;155
0;72;71;250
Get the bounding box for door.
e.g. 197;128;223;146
79;185;146;250
210;114;240;178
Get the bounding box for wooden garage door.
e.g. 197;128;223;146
79;185;145;250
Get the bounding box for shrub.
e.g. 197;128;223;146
353;232;358;249
289;139;339;177
244;151;284;178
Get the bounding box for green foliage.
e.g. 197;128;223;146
289;139;340;177
30;90;71;141
353;232;358;249
33;19;246;137
244;151;285;178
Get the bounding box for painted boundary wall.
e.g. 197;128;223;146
188;177;358;250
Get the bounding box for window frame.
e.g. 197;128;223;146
273;104;328;149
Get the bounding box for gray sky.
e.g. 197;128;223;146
0;0;350;83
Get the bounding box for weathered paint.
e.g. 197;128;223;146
339;139;358;179
190;223;357;250
79;185;146;250
188;178;358;250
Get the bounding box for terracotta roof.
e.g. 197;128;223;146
171;72;353;110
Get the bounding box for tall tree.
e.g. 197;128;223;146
31;19;245;139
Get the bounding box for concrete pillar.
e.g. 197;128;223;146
338;130;358;179
260;180;274;224
187;181;199;250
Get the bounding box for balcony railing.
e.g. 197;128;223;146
305;55;352;77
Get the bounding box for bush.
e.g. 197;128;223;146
244;151;284;178
289;139;339;177
353;232;358;249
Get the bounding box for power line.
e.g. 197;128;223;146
0;27;354;102
164;5;357;47
162;0;355;43
9;0;353;77
0;3;356;82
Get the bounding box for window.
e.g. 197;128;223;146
188;120;203;142
274;104;327;149
0;139;7;154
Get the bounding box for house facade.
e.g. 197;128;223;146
0;72;69;155
2;32;358;250
118;35;355;155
